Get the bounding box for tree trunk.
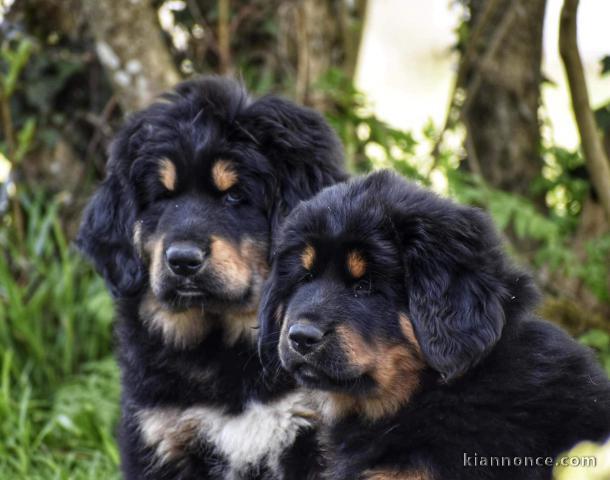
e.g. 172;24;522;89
83;0;181;112
559;0;610;221
461;0;547;204
278;0;367;111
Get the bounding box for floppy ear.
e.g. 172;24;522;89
257;258;289;376
243;96;347;240
76;172;144;298
76;116;147;299
388;182;519;382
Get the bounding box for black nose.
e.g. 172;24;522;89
288;323;325;355
166;242;204;276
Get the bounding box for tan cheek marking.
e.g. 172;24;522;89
367;341;422;418
347;250;366;278
337;324;376;371
211;159;238;191
301;244;316;270
213;238;269;346
240;238;270;280
334;320;423;421
209;236;251;293
159;158;177;191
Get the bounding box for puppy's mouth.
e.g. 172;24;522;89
158;278;254;312
289;362;374;394
174;285;205;298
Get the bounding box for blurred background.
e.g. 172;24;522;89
0;0;609;478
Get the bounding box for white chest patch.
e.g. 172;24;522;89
138;391;318;477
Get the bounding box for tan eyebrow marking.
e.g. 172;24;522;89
211;160;238;192
347;250;366;278
159;158;177;191
301;244;316;270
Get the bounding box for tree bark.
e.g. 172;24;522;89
217;0;232;75
278;0;367;111
461;0;547;205
559;0;610;221
83;0;181;112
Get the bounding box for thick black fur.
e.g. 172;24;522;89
77;77;346;479
259;170;610;480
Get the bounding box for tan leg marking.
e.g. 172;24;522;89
137;391;317;473
138;408;199;464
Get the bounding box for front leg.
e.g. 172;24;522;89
137;392;320;479
137;408;201;465
118;408;208;480
361;469;433;480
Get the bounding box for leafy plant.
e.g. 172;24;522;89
316;68;418;174
579;329;610;376
0;191;118;478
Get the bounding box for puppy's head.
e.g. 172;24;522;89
259;170;538;417
77;77;346;318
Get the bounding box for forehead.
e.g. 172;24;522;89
297;235;399;277
132;153;248;195
129;108;269;185
155;157;239;191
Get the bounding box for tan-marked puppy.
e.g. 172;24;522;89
78;77;346;479
259;170;610;480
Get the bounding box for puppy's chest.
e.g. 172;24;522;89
321;421;405;479
139;391;316;477
130;319;262;403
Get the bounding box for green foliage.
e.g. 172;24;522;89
0;36;37;166
580;330;610;376
317;76;610;308
317;68;418;175
595;102;610;133
0;192;119;478
1;26;108;181
0;15;608;475
317;79;610;379
1;37;34;98
595;56;610;135
601;55;610;75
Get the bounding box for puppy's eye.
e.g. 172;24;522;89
302;271;314;283
224;190;243;205
353;279;371;298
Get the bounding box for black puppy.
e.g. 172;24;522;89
77;77;346;479
259;170;610;480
